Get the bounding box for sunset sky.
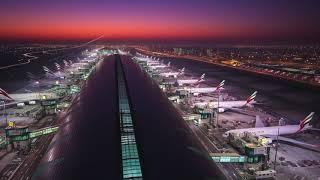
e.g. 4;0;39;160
1;0;319;42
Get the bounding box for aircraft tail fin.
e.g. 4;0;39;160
195;73;205;84
245;91;258;106
0;88;13;100
216;80;225;91
200;73;205;80
43;66;50;72
297;112;315;132
63;60;69;67
55;63;61;70
179;67;185;74
181;67;185;73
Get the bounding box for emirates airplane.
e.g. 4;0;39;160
223;112;315;138
0;88;56;102
192;91;257;112
148;62;170;70
159;67;185;78
177;80;225;95
177;73;205;86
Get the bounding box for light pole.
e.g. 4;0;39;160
216;89;220;128
274;127;280;170
35;81;41;101
1;101;7;126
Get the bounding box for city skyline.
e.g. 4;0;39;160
1;0;320;42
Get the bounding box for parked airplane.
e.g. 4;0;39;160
148;62;170;70
133;56;152;62
26;72;42;81
63;60;70;67
43;66;63;79
223;112;315;138
0;88;56;102
178;80;225;95
193;91;257;112
177;73;205;86
159;67;185;78
54;63;61;71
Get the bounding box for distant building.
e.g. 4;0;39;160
173;48;183;55
227;132;270;165
315;70;320;83
207;48;214;57
5;125;30;150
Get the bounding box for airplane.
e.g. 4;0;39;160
43;66;56;76
26;72;42;81
148;62;170;70
133;56;152;62
159;67;185;78
223;112;315;139
177;73;205;86
192;91;257;112
177;79;225;95
63;60;70;67
54;63;61;71
43;66;64;79
146;61;160;65
0;88;56;102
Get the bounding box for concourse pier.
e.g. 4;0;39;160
33;54;226;180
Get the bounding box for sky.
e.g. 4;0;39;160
1;0;320;42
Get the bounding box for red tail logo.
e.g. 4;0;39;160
216;80;225;91
245;91;258;106
0;88;13;100
297;112;315;133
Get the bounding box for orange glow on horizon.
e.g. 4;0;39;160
0;16;270;41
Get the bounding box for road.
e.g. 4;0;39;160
10;117;57;180
0;35;104;71
135;48;320;88
10;133;54;180
188;121;246;180
0;116;57;180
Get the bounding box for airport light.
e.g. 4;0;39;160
42;95;47;100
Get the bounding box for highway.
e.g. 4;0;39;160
0;35;104;71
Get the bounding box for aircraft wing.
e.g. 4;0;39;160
224;107;256;116
263;134;320;152
254;115;265;128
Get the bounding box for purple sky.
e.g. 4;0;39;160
1;0;319;41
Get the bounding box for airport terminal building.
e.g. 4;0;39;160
32;55;226;180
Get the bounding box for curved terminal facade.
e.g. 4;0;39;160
33;54;225;180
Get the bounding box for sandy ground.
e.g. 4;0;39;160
0;151;16;172
0;116;35;127
270;143;320;180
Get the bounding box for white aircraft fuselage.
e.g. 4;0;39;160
223;125;309;138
